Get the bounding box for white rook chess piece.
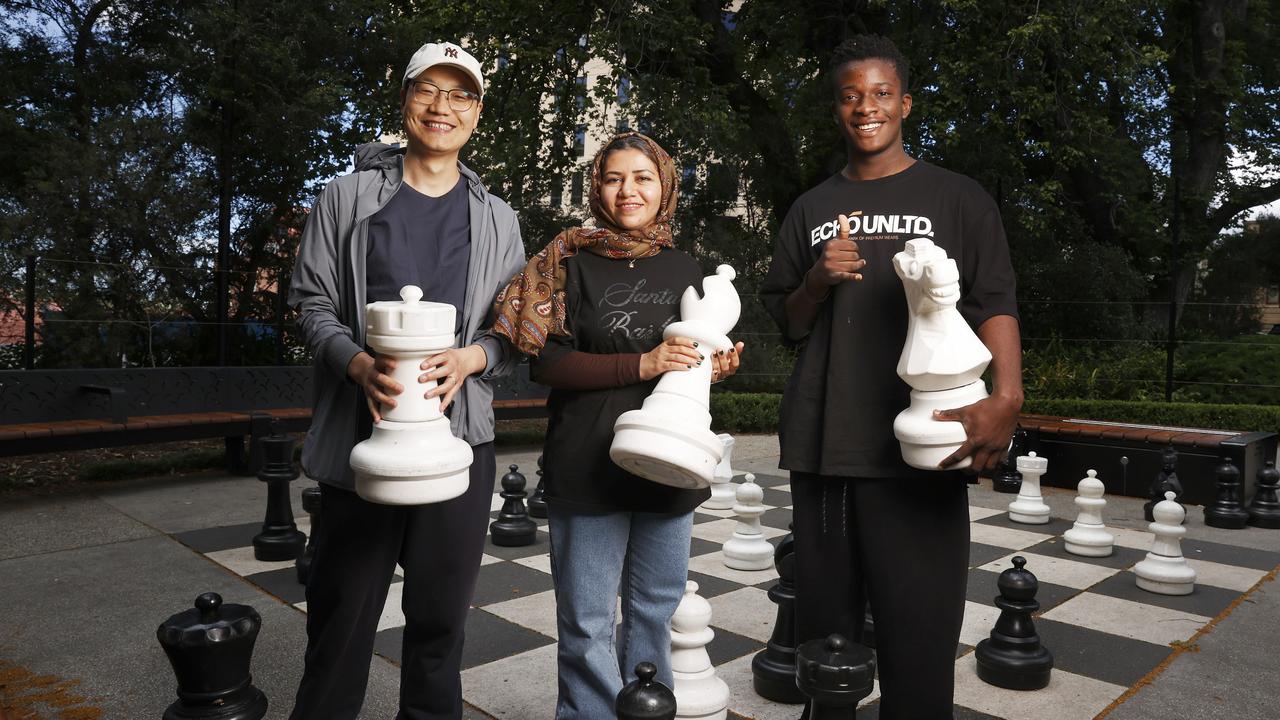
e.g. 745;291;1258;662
891;238;993;470
1064;469;1114;557
723;473;773;570
612;265;741;489
348;286;473;505
702;433;737;510
1008;452;1051;524
671;580;729;720
1134;491;1197;596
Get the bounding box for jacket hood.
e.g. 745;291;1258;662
351;141;488;201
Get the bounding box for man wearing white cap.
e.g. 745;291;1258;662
288;41;525;719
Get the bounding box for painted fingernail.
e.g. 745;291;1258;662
693;342;699;348
697;360;702;366
686;364;693;369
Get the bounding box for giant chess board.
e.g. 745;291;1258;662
174;471;1279;720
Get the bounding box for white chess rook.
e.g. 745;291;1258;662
891;238;993;470
1008;452;1051;524
671;580;729;720
1064;469;1114;557
1134;491;1197;596
611;265;741;489
703;433;738;510
722;474;773;570
348;285;473;505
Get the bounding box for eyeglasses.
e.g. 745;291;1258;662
407;79;481;112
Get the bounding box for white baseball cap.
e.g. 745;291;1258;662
403;42;484;97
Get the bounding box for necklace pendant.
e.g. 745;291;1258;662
628;259;636;268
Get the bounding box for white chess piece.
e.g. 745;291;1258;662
671;580;729;720
722;473;773;570
890;238;993;470
611;266;741;489
1063;469;1115;557
702;433;737;510
1008;451;1051;524
348;286;473;504
1134;491;1197;596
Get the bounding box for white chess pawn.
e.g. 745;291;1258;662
702;433;737;510
671;580;729;720
1134;491;1197;596
1008;451;1051;524
612;266;741;489
1063;469;1114;557
722;474;773;570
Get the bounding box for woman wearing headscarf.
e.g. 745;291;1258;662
493;132;744;718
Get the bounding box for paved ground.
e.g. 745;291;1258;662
0;435;1276;719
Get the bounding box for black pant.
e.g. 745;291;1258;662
289;443;496;720
791;473;969;720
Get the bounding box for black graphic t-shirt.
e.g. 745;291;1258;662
532;249;711;513
761;161;1019;478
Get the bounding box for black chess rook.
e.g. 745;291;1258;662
1205;457;1249;529
252;432;306;562
1247;460;1280;529
616;662;677;720
157;592;268;720
490;464;538;547
752;528;804;703
975;555;1053;690
795;634;876;719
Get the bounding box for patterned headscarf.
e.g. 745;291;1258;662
492;132;679;356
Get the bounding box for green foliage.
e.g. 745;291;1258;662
710;391;781;433
1177;335;1280;405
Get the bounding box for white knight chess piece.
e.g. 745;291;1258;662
611;265;741;489
891;238;992;470
348;285;473;505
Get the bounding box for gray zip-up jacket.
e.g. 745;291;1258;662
289;143;526;490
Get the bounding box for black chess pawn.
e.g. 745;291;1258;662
157;592;268;720
992;427;1027;494
975;555;1053;690
616;662;676;720
752;528;804;703
253;432;306;561
1205;457;1249;529
528;454;548;520
1247;460;1280;529
490;464;537;547
795;633;876;719
1144;445;1184;522
295;484;322;585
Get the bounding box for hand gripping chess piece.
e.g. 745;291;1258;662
612;265;741;489
1064;469;1114;557
722;473;773;570
1007;451;1051;524
890;238;993;470
702;433;738;510
671;581;730;720
349;285;473;504
1134;491;1197;596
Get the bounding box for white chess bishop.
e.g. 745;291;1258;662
671;581;729;720
1134;491;1197;596
348;285;473;505
890;238;992;470
611;265;741;489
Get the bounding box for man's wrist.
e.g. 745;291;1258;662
801;268;830;303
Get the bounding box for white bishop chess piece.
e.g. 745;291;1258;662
348;285;473;505
671;580;729;720
1008;451;1051;525
611;265;741;489
891;238;993;470
702;433;738;510
1063;469;1114;557
1134;491;1197;596
722;473;773;570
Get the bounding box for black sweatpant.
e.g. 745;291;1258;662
791;472;969;720
289;443;496;720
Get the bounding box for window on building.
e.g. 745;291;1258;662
681;166;697;192
616;117;630;132
574;124;586;157
570;172;584;205
617;76;631;105
551;177;563;207
1268;285;1279;305
575;76;587;111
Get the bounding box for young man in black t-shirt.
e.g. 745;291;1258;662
761;35;1022;718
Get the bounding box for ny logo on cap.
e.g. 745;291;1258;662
444;46;458;58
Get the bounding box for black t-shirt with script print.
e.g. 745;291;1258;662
531;248;711;513
761;160;1019;478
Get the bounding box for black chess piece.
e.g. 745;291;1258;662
1205;457;1249;529
975;555;1053;690
490;464;537;547
295;484;322;585
992;427;1027;494
528;454;548;519
795;633;876;719
860;598;875;650
752;528;804;703
615;662;677;720
157;592;268;720
253;431;306;561
1143;445;1184;522
1247;460;1280;529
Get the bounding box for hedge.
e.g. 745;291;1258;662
710;392;1280;437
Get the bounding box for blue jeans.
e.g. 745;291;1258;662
547;504;694;720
